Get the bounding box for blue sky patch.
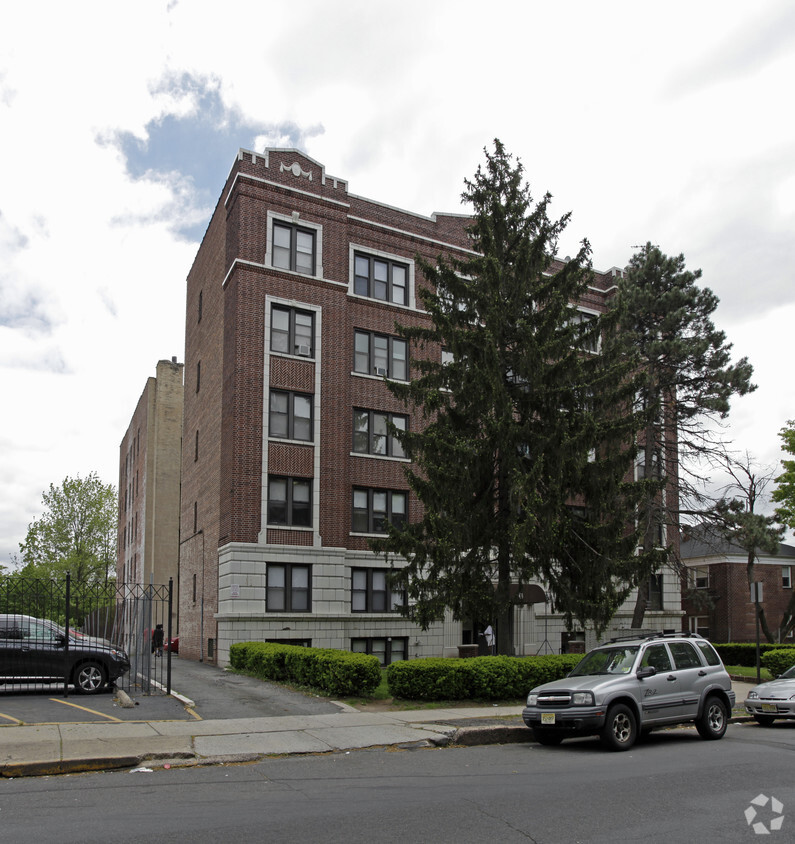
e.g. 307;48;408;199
110;73;324;241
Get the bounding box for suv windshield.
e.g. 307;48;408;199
570;646;639;676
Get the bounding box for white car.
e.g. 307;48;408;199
744;665;795;726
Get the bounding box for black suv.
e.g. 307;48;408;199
0;614;130;694
522;632;735;751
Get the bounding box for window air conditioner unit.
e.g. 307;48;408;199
297;344;311;357
374;367;387;377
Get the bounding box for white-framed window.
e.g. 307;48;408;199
351;636;407;665
267;212;323;278
689;616;710;638
269;390;313;442
349;244;414;307
266;563;311;612
690;566;709;589
352;487;407;534
567;307;600;353
353;330;408;380
353;409;407;458
783;566;792;589
351;568;405;613
270;305;315;357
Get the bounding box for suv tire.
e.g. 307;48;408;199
695;695;728;740
73;661;107;695
600;703;637;751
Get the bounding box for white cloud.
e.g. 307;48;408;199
1;0;793;562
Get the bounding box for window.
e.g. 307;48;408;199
568;308;600;353
353;410;407;457
268;477;312;527
783;566;792;589
270;391;313;441
668;641;702;670
353;330;408;380
196;360;201;393
198;290;203;323
352;488;407;533
272;221;316;275
351;636;407;666
351;568;405;612
691;566;709;589
194;430;199;462
267;563;311;612
640;643;673;672
353;253;409;305
646;573;663;610
695;638;719;663
271;305;314;357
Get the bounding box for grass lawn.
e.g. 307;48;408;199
724;664;772;682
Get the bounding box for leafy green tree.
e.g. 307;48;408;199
375;141;662;654
773;420;795;532
610;243;756;628
18;472;117;584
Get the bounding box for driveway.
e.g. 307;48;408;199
0;657;342;725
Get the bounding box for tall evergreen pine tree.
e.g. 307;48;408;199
375;142;661;654
610;243;756;628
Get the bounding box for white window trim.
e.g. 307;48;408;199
266;211;323;279
348;243;416;309
567;305;601;354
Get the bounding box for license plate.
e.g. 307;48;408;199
762;703;777;713
541;713;556;725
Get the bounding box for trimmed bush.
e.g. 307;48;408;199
713;642;795;667
229;642;381;696
761;648;795;678
386;653;581;702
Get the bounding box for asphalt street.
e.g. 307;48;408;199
1;724;793;843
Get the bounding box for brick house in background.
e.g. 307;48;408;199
681;528;795;642
175;147;682;666
118;357;184;633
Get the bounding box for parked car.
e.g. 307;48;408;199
0;613;130;694
522;632;735;751
744;665;795;725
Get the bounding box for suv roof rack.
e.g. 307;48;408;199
606;630;699;644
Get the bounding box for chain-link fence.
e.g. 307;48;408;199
0;574;173;696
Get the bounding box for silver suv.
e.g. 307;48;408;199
522;632;735;751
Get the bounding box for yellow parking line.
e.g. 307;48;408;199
186;706;202;721
50;699;123;722
0;711;23;725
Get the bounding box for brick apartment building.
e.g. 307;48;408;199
118;357;184;632
177;147;682;665
682;529;795;642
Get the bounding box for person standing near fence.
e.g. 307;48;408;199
152;623;164;657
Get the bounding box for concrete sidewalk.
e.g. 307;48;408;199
0;681;756;778
0;703;527;778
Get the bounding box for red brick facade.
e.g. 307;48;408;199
178;147;680;664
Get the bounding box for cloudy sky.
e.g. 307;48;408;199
1;0;793;566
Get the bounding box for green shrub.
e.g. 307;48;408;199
229;642;381;696
713;642;795;667
386;654;581;702
761;648;795;677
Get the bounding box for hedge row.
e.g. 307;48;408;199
713;642;795;667
386;654;582;701
760;648;795;677
229;641;381;696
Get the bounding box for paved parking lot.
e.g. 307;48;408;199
0;656;342;725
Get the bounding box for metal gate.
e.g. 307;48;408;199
0;573;173;696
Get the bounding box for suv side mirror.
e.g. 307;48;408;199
53;633;67;646
637;666;657;679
